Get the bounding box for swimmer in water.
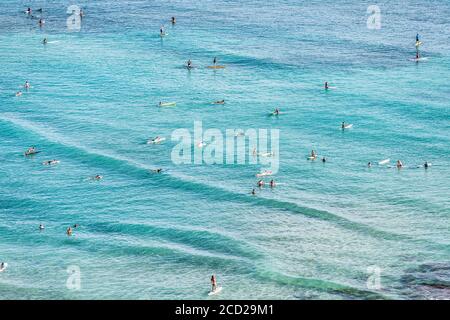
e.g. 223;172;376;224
160;25;165;36
93;175;102;180
171;17;176;24
39;224;45;230
251;188;256;195
24;80;30;90
73;224;79;228
38;18;44;27
26;7;32;15
152;168;163;173
214;100;225;104
396;160;403;169
187;59;192;68
368;162;372;168
67;227;73;236
16;91;23;97
269;179;275;188
322;157;326;163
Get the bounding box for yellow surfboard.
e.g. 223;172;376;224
207;65;225;69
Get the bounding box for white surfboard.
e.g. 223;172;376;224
378;159;390;165
208;286;223;296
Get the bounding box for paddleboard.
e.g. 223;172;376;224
148;137;166;144
410;57;428;62
378;159;390;165
208;286;223;296
207;65;225;69
43;160;60;165
158;102;176;107
415;41;423;47
307;156;318;160
25;151;41;156
256;171;273;177
342;124;353;129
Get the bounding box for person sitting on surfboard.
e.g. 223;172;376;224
274;108;280;115
0;262;6;271
311;150;317;159
257;180;264;188
396;160;403;169
341;121;345;129
39;224;45;230
26;7;32;15
269;180;275;188
368;162;372;168
67;227;73;236
211;275;217;292
171;17;176;24
213;57;217;65
43;38;48;45
424;161;429;169
325;81;329;90
251;188;256;195
160;25;165;36
322;157;326;163
187;60;192;68
24;81;30;90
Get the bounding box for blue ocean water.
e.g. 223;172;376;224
0;0;449;299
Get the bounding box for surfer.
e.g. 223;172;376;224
257;180;264;188
25;146;36;155
368;162;372;168
0;262;6;272
26;7;32;15
213;57;217;65
24;80;30;90
160;25;165;36
214;100;225;104
93;175;102;180
341;121;346;129
424;161;429;169
171;17;176;24
396;160;403;169
152;168;163;173
43;38;48;45
67;227;73;236
311;150;317;159
416;33;420;42
211;275;217;292
39;224;45;230
38;18;44;27
325;81;329;90
274;108;280;115
269;179;275;188
251;188;256;195
79;8;84;19
187;59;192;69
16;91;22;97
322;157;326;163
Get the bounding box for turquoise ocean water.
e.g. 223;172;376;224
0;0;449;299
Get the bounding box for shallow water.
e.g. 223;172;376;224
0;0;449;299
